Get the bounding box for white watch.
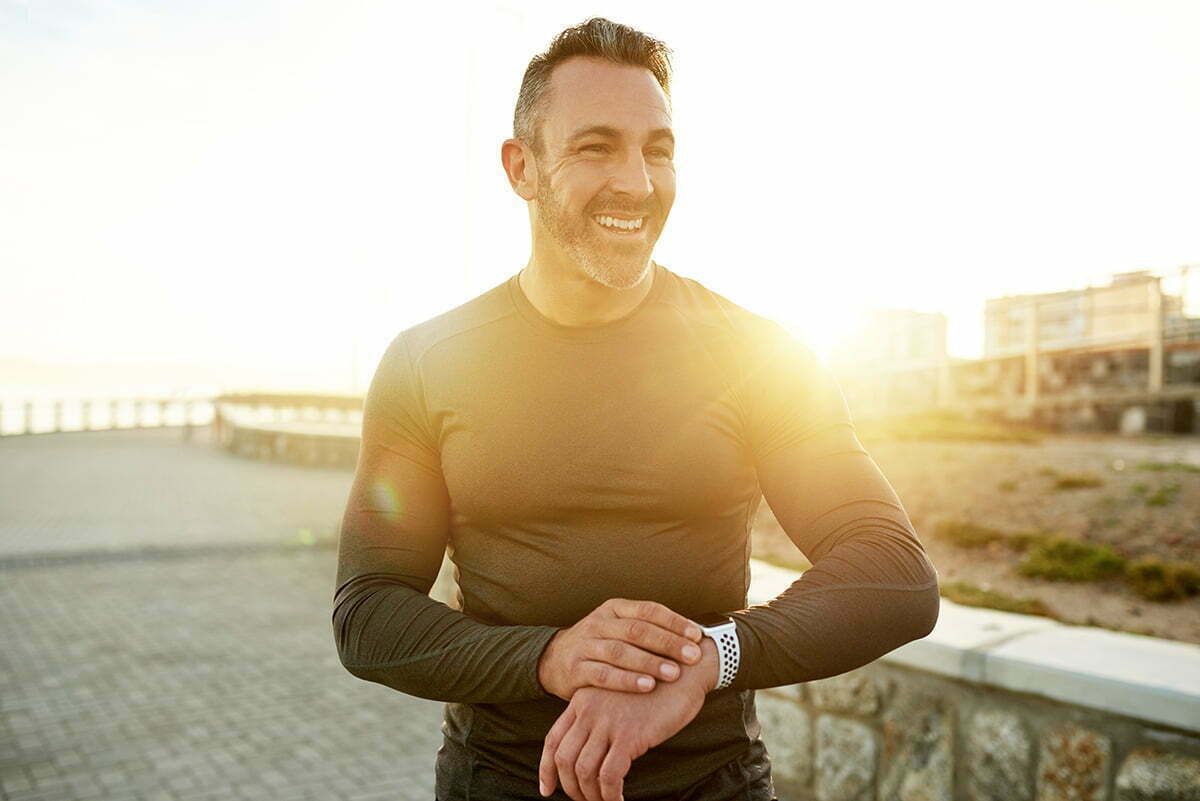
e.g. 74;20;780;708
693;614;740;691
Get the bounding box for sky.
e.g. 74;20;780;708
2;0;1198;393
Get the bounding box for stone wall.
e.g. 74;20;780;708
756;661;1200;801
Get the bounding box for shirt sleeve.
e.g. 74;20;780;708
331;332;559;703
727;324;941;690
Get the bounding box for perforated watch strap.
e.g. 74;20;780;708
708;624;740;690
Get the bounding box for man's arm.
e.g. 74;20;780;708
725;331;940;690
539;329;939;799
333;333;703;704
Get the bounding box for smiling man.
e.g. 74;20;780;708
332;17;940;801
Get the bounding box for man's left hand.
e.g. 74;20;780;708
538;638;718;801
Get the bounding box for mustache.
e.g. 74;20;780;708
586;199;657;217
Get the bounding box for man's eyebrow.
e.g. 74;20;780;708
566;125;621;143
565;126;676;146
648;128;675;146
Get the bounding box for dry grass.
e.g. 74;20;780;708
1137;461;1200;474
1018;535;1125;582
1125;557;1200;601
1145;481;1182;507
1051;472;1105;490
933;519;1052;552
855;410;1043;444
940;581;1053;616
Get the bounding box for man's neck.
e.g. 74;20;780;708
518;257;655;328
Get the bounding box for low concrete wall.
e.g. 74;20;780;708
748;560;1200;801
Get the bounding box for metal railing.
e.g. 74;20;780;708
0;397;216;437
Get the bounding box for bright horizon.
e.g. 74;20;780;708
2;0;1198;394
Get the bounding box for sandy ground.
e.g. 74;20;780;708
751;432;1200;645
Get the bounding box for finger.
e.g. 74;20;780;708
578;658;656;694
575;730;609;801
601;617;704;666
598;743;633;801
589;638;682;684
554;722;589;801
540;707;575;797
607;599;703;642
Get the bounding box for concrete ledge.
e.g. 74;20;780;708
747;557;1200;734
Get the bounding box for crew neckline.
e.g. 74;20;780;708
507;262;667;342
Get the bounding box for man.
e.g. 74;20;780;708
332;17;940;801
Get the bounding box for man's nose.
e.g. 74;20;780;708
608;149;654;201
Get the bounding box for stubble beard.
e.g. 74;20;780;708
534;179;658;291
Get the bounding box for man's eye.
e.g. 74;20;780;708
648;149;673;160
582;144;608;153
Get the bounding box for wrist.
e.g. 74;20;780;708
537;630;566;699
696;637;720;693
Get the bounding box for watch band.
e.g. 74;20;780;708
695;617;740;690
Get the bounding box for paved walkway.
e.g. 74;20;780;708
0;428;445;801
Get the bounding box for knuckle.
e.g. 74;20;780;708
626;620;647;641
555;752;572;769
605;640;625;661
592;664;611;685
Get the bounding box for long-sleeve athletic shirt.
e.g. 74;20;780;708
332;262;940;800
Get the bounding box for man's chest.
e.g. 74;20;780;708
422;333;759;527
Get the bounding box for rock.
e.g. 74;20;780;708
1036;722;1111;801
808;670;880;715
757;690;813;794
815;715;876;801
1115;748;1200;801
965;707;1032;801
879;687;953;801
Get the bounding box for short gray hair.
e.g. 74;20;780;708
513;17;673;154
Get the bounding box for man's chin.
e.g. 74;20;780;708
582;258;652;290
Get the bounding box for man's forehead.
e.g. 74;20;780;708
541;57;672;142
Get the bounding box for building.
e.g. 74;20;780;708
984;270;1186;358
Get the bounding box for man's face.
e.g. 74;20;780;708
530;57;676;290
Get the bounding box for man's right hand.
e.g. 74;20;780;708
537;598;704;700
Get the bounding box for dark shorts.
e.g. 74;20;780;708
435;735;776;801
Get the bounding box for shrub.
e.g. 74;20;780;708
1053;472;1104;490
940;581;1053;616
1137;461;1200;474
936;520;1056;552
1004;530;1054;552
1125;557;1200;601
934;519;1006;548
998;479;1018;492
1145;481;1181;507
1018;535;1126;582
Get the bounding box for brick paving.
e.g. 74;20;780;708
0;428;353;559
0;428;445;801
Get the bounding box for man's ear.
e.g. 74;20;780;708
501;138;538;201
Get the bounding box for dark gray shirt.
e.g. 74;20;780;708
332;262;940;800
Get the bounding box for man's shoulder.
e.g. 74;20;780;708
390;274;518;366
658;266;794;347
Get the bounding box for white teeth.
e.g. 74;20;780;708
594;215;644;231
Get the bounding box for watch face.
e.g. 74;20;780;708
693;613;732;628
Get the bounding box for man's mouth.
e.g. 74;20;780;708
592;214;645;234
